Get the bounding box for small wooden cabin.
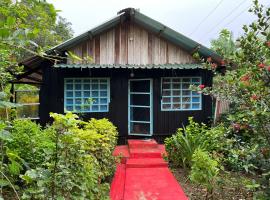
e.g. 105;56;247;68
13;8;222;143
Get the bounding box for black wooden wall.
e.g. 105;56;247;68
39;66;213;143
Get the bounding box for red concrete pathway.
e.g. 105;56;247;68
110;139;188;200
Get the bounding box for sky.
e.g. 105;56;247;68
48;0;269;47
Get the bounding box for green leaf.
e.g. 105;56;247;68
6;16;16;26
0;179;9;187
0;130;12;141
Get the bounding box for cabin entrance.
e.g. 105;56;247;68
128;79;153;136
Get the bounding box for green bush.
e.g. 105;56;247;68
190;148;219;199
1;113;118;199
165;117;225;169
8;119;55;168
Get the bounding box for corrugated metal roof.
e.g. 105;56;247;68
54;63;204;69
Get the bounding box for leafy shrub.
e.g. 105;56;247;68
1;113;118;199
190;148;219;199
8;119;55;168
165;117;225;169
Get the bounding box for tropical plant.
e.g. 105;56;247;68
190;148;219;200
165;117;225;169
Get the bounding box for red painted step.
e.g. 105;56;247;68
129;147;163;158
110;164;126;200
128;139;158;149
113;145;130;164
126;158;168;168
124;167;188;200
110;140;188;200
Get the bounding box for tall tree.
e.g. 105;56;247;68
210;29;236;59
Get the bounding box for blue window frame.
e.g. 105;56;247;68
64;78;110;113
161;77;202;111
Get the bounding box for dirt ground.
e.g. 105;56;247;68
171;167;254;200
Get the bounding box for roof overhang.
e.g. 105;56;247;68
54;63;204;70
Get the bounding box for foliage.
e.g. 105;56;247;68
211;29;236;59
165;117;225;169
0;0;73;120
191;1;270;197
0;113;118;199
190;148;219;199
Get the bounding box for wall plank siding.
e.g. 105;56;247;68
67;22;196;65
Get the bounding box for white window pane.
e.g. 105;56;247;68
162;104;171;110
66;91;73;97
66;99;73;105
83;105;90;111
182;83;190;89
92;98;99;104
182;97;191;103
84;91;90;97
75;98;81;104
100;105;107;111
192;103;200;109
100;98;107;104
66;79;73;83
162;97;171;103
92;84;99;90
75;106;82;111
172;104;181;109
100;84;107;90
192;97;200;103
182;90;191;96
75;84;81;90
92;105;99;111
66;106;73;111
172;83;180;89
173;97;180;103
83;84;90;90
92;91;98;97
173;90;181;96
182;104;191;109
66;84;73;90
75;91;81;97
100;91;107;97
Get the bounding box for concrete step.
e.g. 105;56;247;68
126;158;168;168
128;139;158;149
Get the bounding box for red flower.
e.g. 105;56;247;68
199;84;205;89
258;63;265;68
207;57;212;62
211;63;217;69
267;66;270;72
220;60;225;65
266;41;270;47
233;123;240;132
251;94;259;101
240;75;250;81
